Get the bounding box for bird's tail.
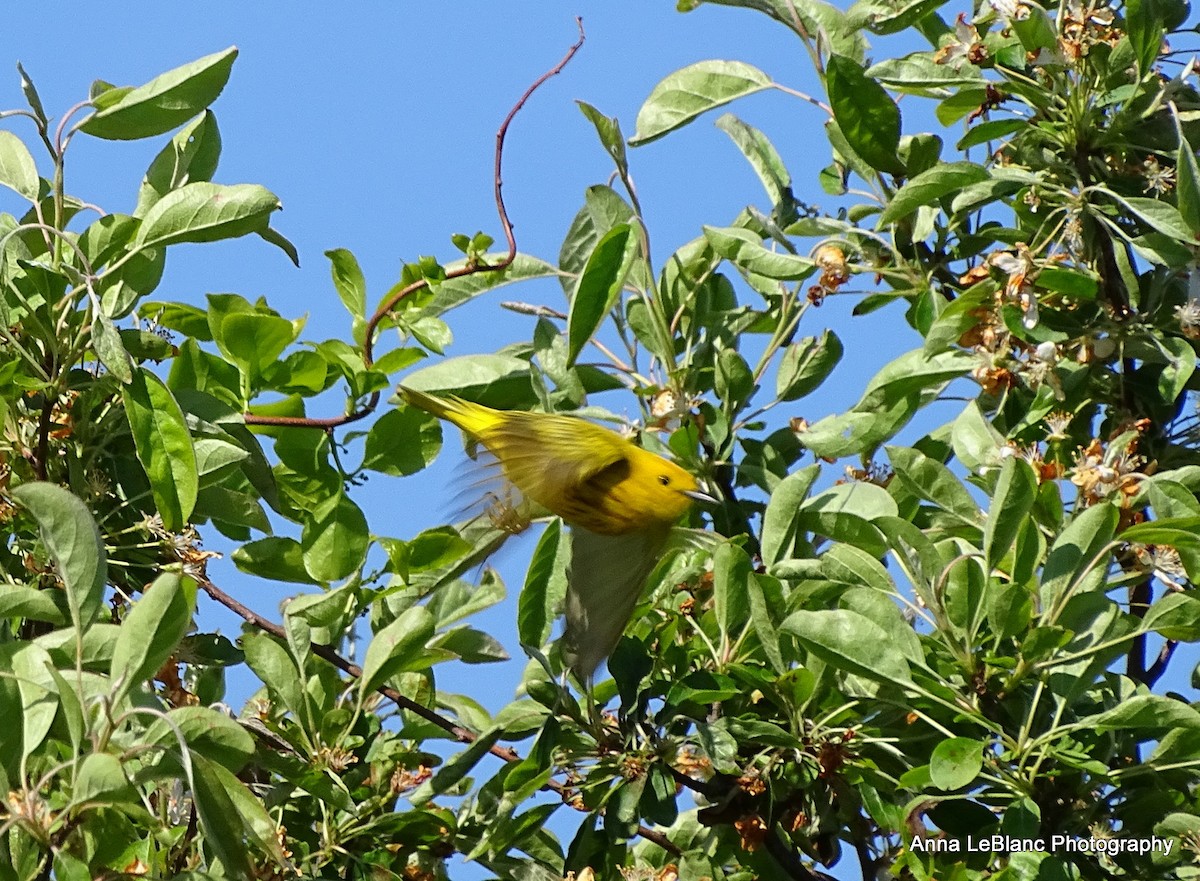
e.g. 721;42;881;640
398;386;499;437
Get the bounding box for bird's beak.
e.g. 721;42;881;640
684;483;718;504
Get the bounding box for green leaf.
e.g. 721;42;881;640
134;182;280;248
195;485;269;533
45;666;83;753
302;492;369;583
431;626;510;664
631;60;772;145
216;312;295;384
781;608;913;684
1121;517;1200;548
135;111;222;216
241;632;307;721
985;457;1038;571
761;465;820;567
747;574;787;673
79;214;138;269
577;101;629;178
13;644;57;759
422;253;558;316
1176;127;1200;234
1104;192;1194;243
73;753;135;804
567;223;637;366
1156;335;1196;403
951;402;1005;473
17;62;47;124
359;605;437;696
853;0;951;33
143;706;255;772
715;348;754;413
362;406;442;476
12;483;107;630
90;309;134;384
0;130;39;201
878;162;990;226
886;445;978;523
400;354;537;409
0;586;65;624
99;246;166;319
1036;266;1099;300
871;55;987;93
804;481;899;522
517;520;570;648
1040;503;1119;612
122;366;198;532
823;544;896;595
956;118;1027;151
702;0;868;58
716;113;792;206
189;754;253;877
713;541;752;643
404;526;473;573
139;300;211;340
1126;0;1164;77
82;48;238;140
703;225;816;279
930;737;984;791
257;226;300;267
1143;592;1200;641
326;247;367;318
841;587;923;665
1083;694;1200;732
826;54;903;175
776;330;843;401
799;487;891;558
110;573;194;704
418;726;504;798
1010;1;1058;54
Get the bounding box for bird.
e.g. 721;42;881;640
398;386;711;677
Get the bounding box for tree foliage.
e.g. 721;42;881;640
3;2;1200;880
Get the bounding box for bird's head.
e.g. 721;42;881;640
637;455;716;520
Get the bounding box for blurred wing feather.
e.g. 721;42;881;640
486;415;626;505
561;525;670;679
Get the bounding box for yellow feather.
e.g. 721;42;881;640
399;387;701;535
399;386;706;677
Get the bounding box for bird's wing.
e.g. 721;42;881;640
560;524;671;680
489;414;627;500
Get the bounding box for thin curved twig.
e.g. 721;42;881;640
244;18;587;431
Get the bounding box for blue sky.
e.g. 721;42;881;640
0;5;960;879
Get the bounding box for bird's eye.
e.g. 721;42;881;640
657;474;671;486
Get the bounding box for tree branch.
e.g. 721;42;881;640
1126;576;1152;682
1145;638;1178;687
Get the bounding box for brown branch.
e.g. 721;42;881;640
170;802;198;876
1145;638;1178;687
1126;576;1152;682
664;762;725;798
34;398;52;480
244;19;586;431
197;574;680;856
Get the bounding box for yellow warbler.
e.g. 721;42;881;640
399;386;709;676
